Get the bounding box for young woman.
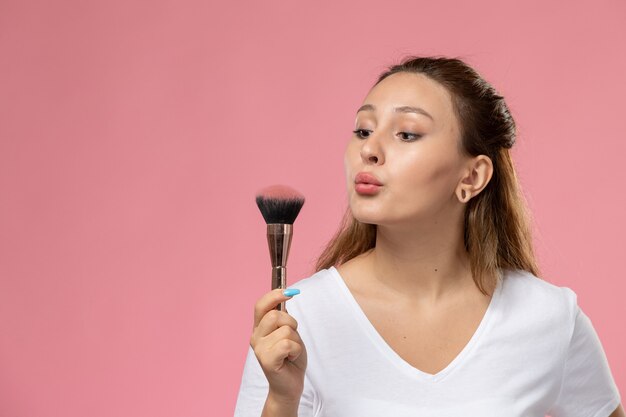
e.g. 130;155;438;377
234;56;623;417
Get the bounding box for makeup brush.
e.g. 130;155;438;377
255;185;305;312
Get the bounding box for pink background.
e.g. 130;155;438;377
1;0;624;415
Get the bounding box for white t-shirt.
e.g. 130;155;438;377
234;267;621;417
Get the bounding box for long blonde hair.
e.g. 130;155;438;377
314;56;540;295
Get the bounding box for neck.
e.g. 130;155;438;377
365;215;475;304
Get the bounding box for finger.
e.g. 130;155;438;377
254;309;298;339
253;287;300;329
263;324;304;350
265;339;303;372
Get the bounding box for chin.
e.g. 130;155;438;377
350;208;382;226
351;206;417;228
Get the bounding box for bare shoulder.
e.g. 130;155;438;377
335;254;361;278
335;250;374;295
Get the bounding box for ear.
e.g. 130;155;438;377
456;155;494;203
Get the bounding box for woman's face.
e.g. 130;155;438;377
344;71;470;227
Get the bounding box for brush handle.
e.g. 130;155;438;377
272;266;287;311
266;224;293;311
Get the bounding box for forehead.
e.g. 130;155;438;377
362;72;455;123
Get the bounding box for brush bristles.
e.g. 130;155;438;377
255;185;305;224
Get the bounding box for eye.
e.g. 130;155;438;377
352;129;423;142
352;129;371;139
398;132;422;142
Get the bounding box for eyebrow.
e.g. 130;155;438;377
356;104;434;120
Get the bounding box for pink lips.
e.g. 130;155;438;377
355;172;383;186
355;172;383;195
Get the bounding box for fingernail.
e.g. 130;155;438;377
283;288;301;297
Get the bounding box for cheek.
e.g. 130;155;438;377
388;146;459;201
344;140;362;170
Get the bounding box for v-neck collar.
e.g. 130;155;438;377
329;265;504;382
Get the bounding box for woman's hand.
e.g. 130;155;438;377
250;288;308;405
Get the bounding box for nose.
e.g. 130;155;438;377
360;133;384;165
